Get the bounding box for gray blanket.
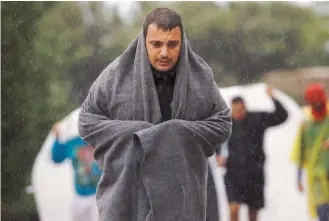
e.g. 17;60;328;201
78;29;231;221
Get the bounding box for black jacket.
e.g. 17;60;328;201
216;98;288;171
152;69;176;123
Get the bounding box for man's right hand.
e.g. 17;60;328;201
216;155;226;167
266;86;274;98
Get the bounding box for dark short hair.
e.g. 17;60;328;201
231;96;245;104
143;8;183;37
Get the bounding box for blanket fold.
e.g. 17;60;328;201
79;29;231;221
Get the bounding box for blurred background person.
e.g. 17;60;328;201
292;83;329;221
51;122;102;221
215;86;288;221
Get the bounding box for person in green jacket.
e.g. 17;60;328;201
297;84;329;221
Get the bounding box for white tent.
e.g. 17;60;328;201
31;83;310;221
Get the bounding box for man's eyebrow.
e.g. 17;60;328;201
149;40;180;42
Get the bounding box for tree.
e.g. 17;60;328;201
131;2;329;85
1;2;63;221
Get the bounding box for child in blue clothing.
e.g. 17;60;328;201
51;122;102;221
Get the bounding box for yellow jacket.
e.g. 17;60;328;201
290;102;329;219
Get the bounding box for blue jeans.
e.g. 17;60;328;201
317;204;329;221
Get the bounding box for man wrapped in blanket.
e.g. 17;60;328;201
78;8;232;221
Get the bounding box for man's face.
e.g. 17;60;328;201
307;91;326;112
311;101;325;113
231;102;247;121
145;24;182;72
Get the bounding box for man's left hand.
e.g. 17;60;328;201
216;155;226;167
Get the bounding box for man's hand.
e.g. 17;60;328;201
266;86;274;98
52;122;60;139
216;155;226;167
298;180;304;193
297;168;304;193
322;139;329;150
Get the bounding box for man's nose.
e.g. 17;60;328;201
160;46;168;57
